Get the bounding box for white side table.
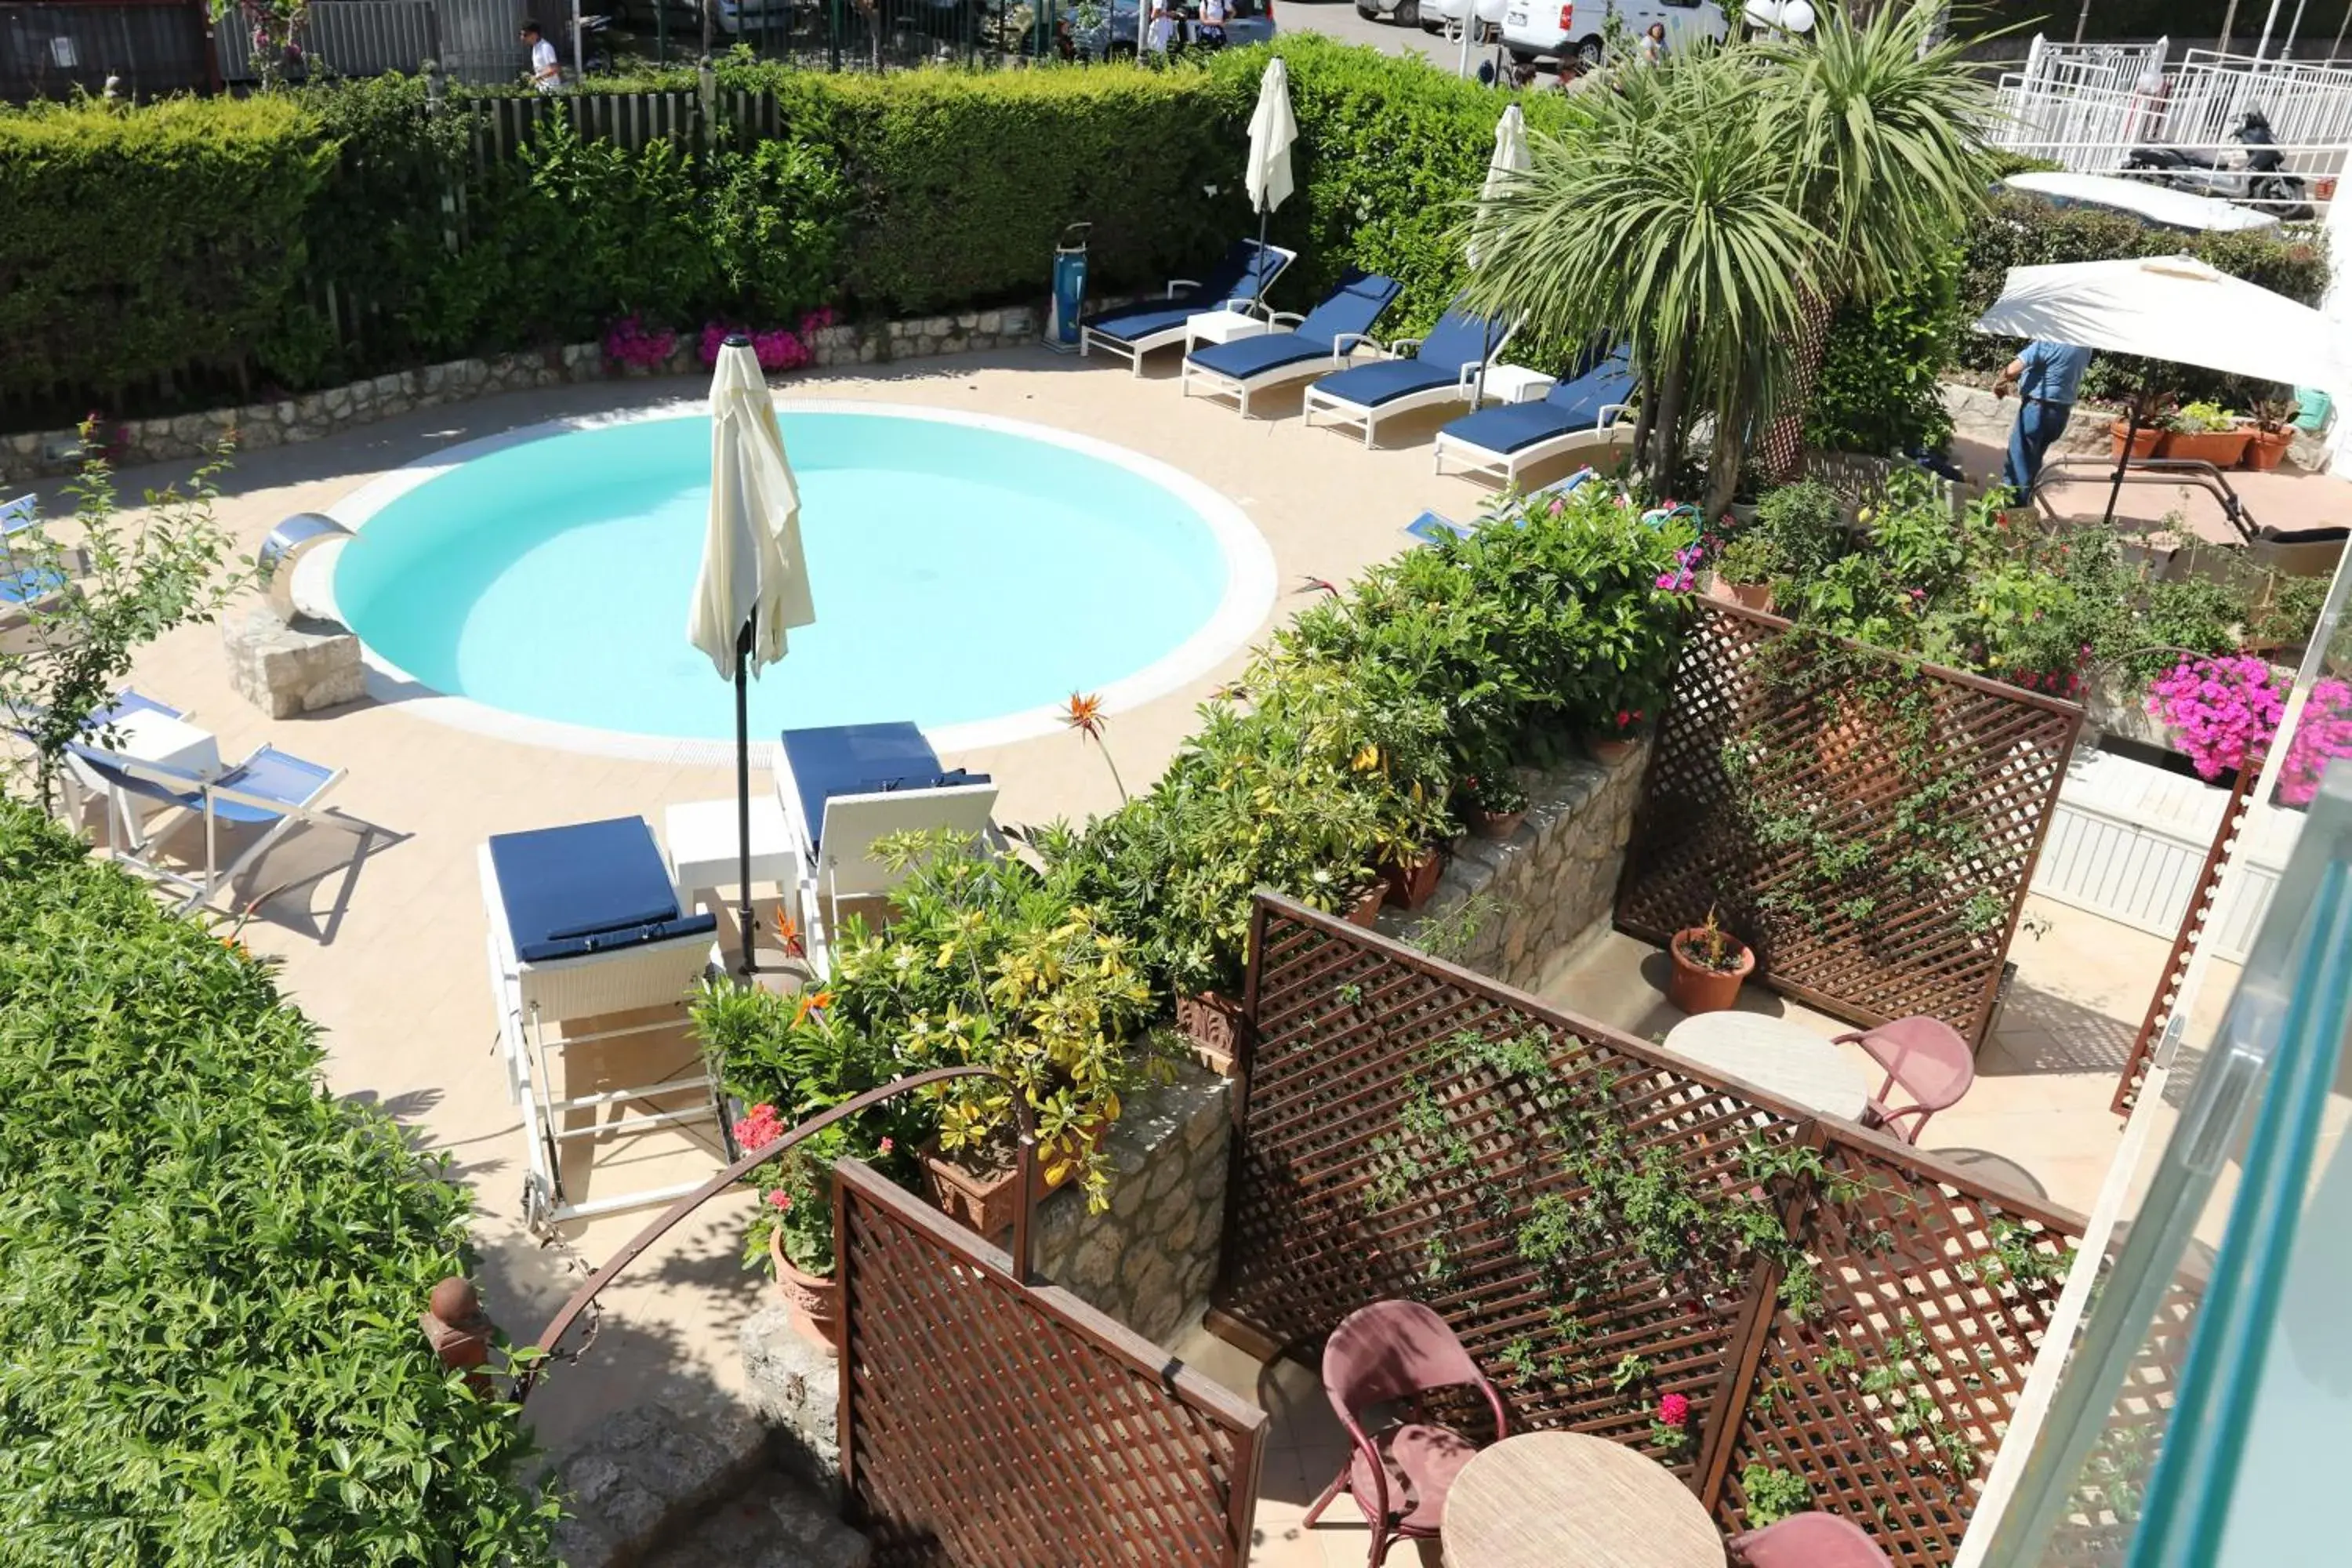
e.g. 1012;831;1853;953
1479;365;1556;404
665;796;800;914
113;709;222;777
1185;307;1274;352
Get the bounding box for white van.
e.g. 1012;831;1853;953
1501;0;1727;70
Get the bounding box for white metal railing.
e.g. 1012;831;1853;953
1991;34;2352;212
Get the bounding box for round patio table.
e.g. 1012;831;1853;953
1661;1011;1871;1122
1442;1432;1724;1568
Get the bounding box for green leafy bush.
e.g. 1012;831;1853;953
0;95;332;401
0;802;550;1564
1806;253;1962;456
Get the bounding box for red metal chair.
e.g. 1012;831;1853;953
1833;1014;1976;1145
1303;1300;1507;1567
1730;1510;1894;1566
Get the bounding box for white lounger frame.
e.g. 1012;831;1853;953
1432;401;1637;487
1299;322;1523;448
771;761;1000;978
1078;246;1296;375
1180;323;1386;419
478;842;725;1233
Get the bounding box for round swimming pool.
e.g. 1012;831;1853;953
329;405;1272;755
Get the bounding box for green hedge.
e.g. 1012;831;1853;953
0;802;550;1564
0;96;332;405
0;42;1599;419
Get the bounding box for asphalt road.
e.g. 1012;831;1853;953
1276;0;1449;62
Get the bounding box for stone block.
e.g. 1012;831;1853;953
642;1468;872;1568
222;606;365;720
740;1305;844;1505
542;1401;770;1568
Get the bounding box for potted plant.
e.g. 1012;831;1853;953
2109;386;2173;459
2240;396;2296;472
2161;400;2250;467
1461;767;1530;840
1343;873;1388;927
735;1108;853;1347
824;829;1160;1238
1585;707;1646;764
1708;529;1780;612
1666;909;1753;1014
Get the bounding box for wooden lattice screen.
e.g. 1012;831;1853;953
1212;896;2119;1566
1616;602;2082;1046
834;1161;1266;1568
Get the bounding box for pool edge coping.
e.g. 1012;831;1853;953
323;396;1279;766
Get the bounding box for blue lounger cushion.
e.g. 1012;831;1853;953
1082;242;1288;337
1189;271;1403;383
2;565;67;607
1311;358;1462;410
779;722;992;852
1189;332;1341;381
1404;468;1601;544
1440;357;1638;455
491;816;715;964
1083;303;1201;346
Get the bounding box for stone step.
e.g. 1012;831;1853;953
641;1468;873;1568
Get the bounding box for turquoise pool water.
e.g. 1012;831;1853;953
332;411;1235;742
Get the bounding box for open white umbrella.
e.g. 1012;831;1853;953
2002;171;2282;234
1465;103;1529;408
1245;57;1298;310
689;336;815;975
1974;254;2349;520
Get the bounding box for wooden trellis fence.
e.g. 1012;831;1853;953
836;1160;1265;1568
1207;895;2176;1566
1616;601;2082;1047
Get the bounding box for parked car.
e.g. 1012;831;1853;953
1416;0;1507;41
1501;0;1724;68
1076;0;1275;56
1353;0;1424;25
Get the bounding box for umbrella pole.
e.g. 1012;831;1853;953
2103;368;2156;527
735;620;755;980
1254;206;1270;310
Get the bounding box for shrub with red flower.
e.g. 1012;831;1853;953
1658;1392;1690;1428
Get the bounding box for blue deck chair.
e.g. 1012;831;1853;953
1079;241;1298;375
1180;272;1406;418
1301;304;1519;448
1404;467;1602;544
1432;350;1639;487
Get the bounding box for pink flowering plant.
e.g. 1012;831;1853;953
2147;657;2352;807
602;314;677;372
1650;1390;1693;1454
699;308;836;374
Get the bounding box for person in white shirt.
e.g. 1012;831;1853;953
1147;3;1178;53
1197;0;1228;45
521;21;561;93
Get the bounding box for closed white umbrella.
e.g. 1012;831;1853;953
1465;103;1529;408
1245;57;1298;310
2003;171;2282;235
1975;254;2349;520
689;336;815;975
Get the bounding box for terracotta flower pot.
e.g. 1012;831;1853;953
1381;847;1446;910
1666;927;1755;1015
2164;428;2250;467
1586;735;1639;765
768;1226;840;1350
920;1123;1105;1240
1177;989;1244;1073
1469;806;1526;840
2110;421;2165;460
1344;883;1386;927
2241;426;2293;472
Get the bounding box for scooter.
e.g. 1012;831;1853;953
2126;110;2317;220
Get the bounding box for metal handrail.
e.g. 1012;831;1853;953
2033;455;2263;542
517;1063;1036;1399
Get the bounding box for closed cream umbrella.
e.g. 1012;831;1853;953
689;335;815;976
1245;56;1298;311
1465;102;1529;408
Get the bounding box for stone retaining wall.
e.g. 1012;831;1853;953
1382;745;1647;993
2;303;1062;485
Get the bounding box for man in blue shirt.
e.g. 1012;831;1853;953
1996;339;2096;495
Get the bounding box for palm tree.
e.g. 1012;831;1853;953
1465;2;1996;515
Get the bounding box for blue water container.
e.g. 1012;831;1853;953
1045;222;1092;353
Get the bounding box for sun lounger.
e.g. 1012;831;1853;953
1180;272;1405;418
1432;349;1639;486
1301;304;1517;448
1079;240;1298;375
479;815;724;1231
63;713;358;911
1403;467;1601;543
773;721;999;973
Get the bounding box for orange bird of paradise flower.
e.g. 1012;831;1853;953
1063;692;1128;804
793;989;835;1027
